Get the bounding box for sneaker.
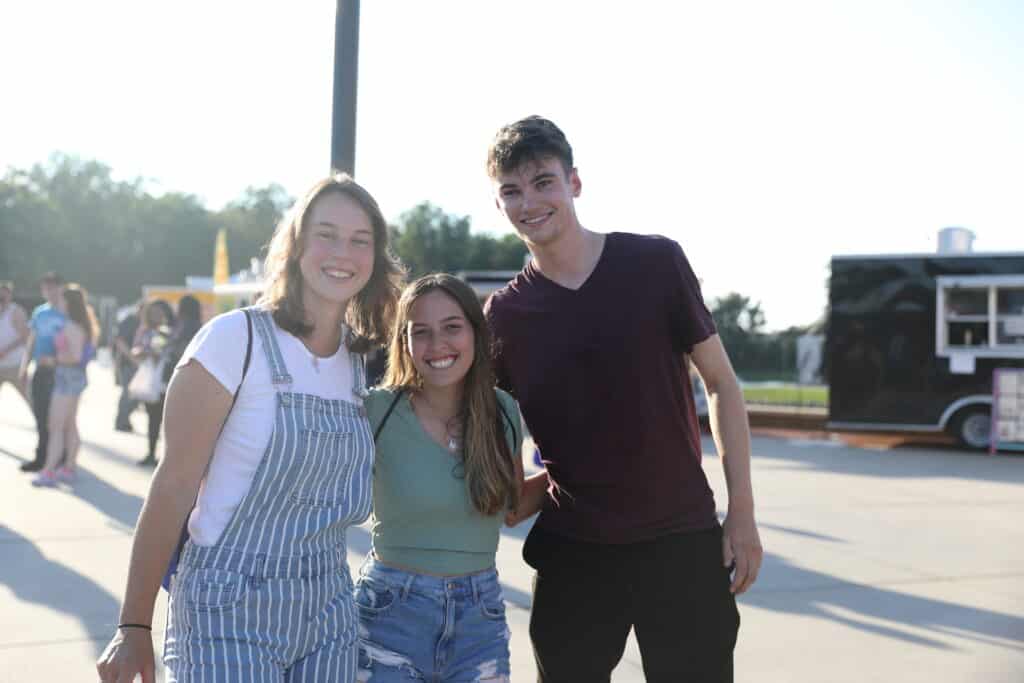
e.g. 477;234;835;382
114;423;134;433
31;470;58;487
137;456;157;467
20;460;44;473
56;467;77;484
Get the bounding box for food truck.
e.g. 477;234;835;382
826;230;1024;448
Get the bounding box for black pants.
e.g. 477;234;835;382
144;396;165;460
30;365;57;466
524;525;739;683
115;362;138;427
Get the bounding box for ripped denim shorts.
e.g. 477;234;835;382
354;557;511;682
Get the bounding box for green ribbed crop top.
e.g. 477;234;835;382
365;387;522;575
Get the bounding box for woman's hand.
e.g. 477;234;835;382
505;472;547;526
96;627;155;683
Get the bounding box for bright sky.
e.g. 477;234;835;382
3;1;1022;331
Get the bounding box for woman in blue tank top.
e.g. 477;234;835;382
357;274;524;682
97;174;403;683
31;283;97;487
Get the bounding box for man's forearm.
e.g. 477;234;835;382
707;377;754;511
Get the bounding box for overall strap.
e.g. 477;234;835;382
251;309;292;386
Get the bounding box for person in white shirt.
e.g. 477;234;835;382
0;280;30;408
97;174;404;683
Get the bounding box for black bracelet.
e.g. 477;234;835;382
117;623;152;631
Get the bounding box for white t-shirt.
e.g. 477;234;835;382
0;306;27;368
175;308;358;546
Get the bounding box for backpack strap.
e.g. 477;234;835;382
228;308;254;415
161;307;253;592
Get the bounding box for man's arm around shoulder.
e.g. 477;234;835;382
690;334;763;594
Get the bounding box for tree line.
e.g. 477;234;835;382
1;154;816;380
0;154;529;306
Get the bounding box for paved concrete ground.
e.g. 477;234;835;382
2;364;1023;681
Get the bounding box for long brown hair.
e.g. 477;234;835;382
62;284;99;345
382;274;519;516
258;173;404;353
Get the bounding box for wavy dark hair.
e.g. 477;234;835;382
382;274;519;516
175;294;202;343
258;173;404;353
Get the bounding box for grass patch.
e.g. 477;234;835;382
742;384;829;407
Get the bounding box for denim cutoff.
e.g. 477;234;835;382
355;556;511;682
54;365;87;395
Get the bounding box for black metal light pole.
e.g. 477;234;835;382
331;0;360;176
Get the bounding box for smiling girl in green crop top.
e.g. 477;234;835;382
356;273;523;682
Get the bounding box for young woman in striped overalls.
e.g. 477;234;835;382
97;174;403;683
356;274;523;682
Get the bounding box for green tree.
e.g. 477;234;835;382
710;292;767;375
391;202;527;276
216;184;294;271
0;155;282;304
393;202;472;276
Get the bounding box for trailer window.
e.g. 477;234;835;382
936;277;1024;358
997;287;1024;346
947;288;987;316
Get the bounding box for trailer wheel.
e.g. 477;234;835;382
949;407;991;450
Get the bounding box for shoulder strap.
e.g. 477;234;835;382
496;396;518;447
227;308;254;414
373;388;404;442
370;387;518;447
161;308;254;592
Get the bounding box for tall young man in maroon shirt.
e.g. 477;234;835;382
484;116;763;682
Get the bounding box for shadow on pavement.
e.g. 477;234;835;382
0;524;120;658
730;434;1024;486
66;469;144;533
757;523;846;543
0;445;30;465
745;552;1024;651
80;436;147;469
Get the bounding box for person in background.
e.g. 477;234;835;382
157;295;203;403
113;301;142;432
151;299;176;331
132;300;172;467
486;116;762;682
0;280;31;408
18;272;67;473
96;173;403;683
31;284;98;486
357;274;522;682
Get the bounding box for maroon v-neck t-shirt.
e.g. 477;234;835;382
485;232;719;543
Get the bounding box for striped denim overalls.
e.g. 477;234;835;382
164;310;374;682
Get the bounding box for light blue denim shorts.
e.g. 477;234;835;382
354;557;511;682
54;365;87;395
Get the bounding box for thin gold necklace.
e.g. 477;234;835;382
411;394;462;452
